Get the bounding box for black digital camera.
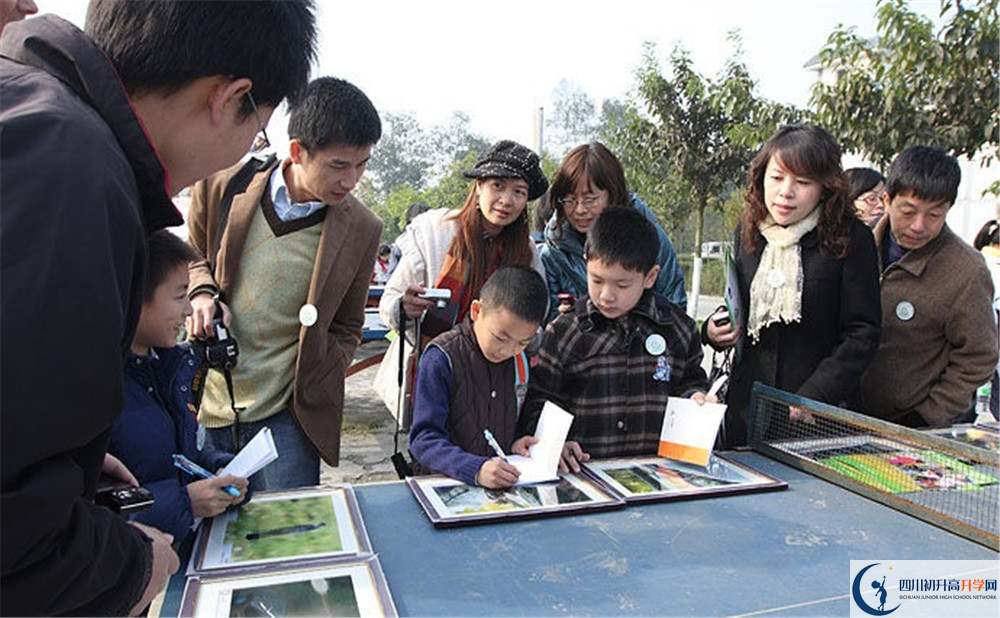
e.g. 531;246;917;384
191;303;239;371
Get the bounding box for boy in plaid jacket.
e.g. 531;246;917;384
519;206;714;471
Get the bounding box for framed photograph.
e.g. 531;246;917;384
771;434;998;494
190;485;372;573
922;425;1000;452
180;556;397;617
581;454;787;503
406;472;624;528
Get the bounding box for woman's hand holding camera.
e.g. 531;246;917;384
706;309;740;349
401;284;433;319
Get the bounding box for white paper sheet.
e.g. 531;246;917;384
220;427;278;478
658;397;727;466
508;401;573;485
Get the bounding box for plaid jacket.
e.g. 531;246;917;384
519;291;709;458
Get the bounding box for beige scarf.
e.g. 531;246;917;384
747;208;821;343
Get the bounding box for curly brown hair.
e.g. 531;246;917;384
741;124;854;259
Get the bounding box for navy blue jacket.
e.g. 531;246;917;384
110;345;232;539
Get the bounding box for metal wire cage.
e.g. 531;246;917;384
747;383;1000;549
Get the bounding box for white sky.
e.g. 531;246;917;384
37;0;942;151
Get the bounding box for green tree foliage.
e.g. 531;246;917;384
363;114;490;242
811;0;999;167
427;112;491;184
606;38;804;255
367;111;433;196
545;79;601;159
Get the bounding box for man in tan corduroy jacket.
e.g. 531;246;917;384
861;146;998;427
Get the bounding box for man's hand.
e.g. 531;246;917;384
558;441;589;474
187;293;231;339
789;405;816;424
127;523;179;616
477;459;520;489
102;453;138;487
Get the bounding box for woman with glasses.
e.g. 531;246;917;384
539;142;686;323
845;167;886;227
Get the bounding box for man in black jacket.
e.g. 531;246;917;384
0;2;316;614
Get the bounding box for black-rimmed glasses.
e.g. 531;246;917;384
558;195;601;210
246;91;271;154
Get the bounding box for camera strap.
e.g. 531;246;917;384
390;301;415;479
224;367;246;451
211;154;278;278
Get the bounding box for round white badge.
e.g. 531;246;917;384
299;303;318;327
767;269;786;288
895;301;915;321
645;334;666;356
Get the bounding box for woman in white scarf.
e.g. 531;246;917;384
704;125;882;447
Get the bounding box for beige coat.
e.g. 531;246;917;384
188;158;382;465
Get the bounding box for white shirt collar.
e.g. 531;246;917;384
269;162;326;222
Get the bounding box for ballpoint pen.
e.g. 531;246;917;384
172;454;241;498
483;429;508;462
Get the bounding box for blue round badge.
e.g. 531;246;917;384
645;334;666;356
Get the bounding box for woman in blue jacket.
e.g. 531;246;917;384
540;142;687;323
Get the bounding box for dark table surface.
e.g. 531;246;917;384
354;451;997;617
159;451;997;616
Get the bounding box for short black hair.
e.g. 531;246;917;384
144;230;199;303
973;219;999;251
584;205;659;273
885;145;961;205
86;0;317;115
287;77;382;153
844;167;886;201
478;266;547;326
378;244;392;257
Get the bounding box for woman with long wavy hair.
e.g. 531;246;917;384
704;124;881;447
379;140;547;335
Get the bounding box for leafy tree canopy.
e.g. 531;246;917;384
811;0;998;166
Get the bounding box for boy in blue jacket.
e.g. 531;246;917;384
409;266;548;488
109;231;247;540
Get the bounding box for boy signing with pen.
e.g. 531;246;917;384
519;206;715;471
108;231;248;540
409;267;548;488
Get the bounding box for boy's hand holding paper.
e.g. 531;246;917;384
506;401;574;485
658;378;727;467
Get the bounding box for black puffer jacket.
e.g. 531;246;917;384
1;15;181;616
